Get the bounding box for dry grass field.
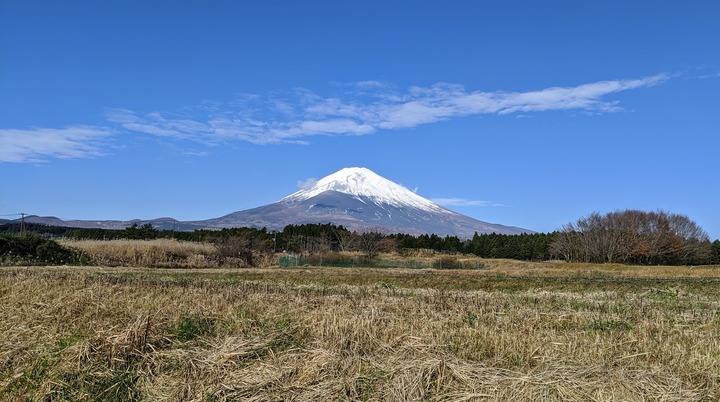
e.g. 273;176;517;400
58;239;219;268
1;262;719;401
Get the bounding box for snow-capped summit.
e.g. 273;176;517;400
282;167;445;213
197;167;533;238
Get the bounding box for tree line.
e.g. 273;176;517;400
550;210;715;265
2;211;719;266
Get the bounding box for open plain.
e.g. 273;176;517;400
1;261;720;401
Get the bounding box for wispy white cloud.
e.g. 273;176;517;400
354;80;389;89
182;150;209;157
297;177;318;190
431;197;505;207
107;109;213;140
107;73;670;145
0;126;113;163
2;73;674;163
300;119;375;135
696;71;720;80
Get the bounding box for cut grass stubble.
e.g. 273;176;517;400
1;266;719;401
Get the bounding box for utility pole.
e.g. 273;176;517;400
19;212;26;234
0;212;29;233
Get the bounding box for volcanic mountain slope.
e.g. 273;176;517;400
12;167;533;237
197;167;531;238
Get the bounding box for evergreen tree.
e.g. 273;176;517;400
710;240;720;265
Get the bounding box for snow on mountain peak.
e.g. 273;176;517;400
282;167;445;212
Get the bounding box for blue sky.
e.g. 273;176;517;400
2;1;719;239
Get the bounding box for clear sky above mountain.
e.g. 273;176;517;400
1;1;719;238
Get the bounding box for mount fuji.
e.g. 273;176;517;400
16;167;532;238
194;167;531;238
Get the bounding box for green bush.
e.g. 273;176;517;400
35;241;76;264
0;233;44;257
0;233;82;265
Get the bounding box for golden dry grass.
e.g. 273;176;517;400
1;265;719;401
478;258;720;278
59;239;218;268
54;238;720;275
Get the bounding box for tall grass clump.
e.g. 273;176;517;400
60;237;278;268
60;238;218;268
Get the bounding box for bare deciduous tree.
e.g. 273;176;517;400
286;235;332;255
354;231;385;259
551;210;710;265
214;236;254;267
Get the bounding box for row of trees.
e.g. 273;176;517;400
268;225;555;260
550;210;713;265
3;212;719;266
394;232;554;261
2;222;554;261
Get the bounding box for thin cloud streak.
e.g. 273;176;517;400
431;198;505;207
108;73;670;145
2;74;672;163
0;126;113;163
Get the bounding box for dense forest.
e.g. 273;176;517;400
3;214;719;266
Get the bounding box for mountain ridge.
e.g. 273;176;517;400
12;167;533;238
194;167;531;237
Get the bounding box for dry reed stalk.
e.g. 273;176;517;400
59;239;218;268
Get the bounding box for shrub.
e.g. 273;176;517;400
0;233;44;257
35;241;77;264
213;236;255;267
433;256;463;269
0;233;81;265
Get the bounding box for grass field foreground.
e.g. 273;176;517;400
1;264;719;401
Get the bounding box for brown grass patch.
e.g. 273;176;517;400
1;265;719;400
59;239;218;268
